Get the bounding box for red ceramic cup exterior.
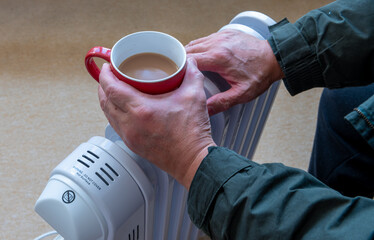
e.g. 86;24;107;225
84;32;186;95
85;46;111;82
109;64;186;95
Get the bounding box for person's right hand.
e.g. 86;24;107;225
97;59;216;190
186;29;284;115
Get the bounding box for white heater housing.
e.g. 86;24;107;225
35;11;279;240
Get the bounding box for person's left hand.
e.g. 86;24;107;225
98;59;216;189
186;29;284;116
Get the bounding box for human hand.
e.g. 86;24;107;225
98;59;216;189
186;29;284;115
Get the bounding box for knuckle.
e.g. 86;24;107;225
218;97;231;111
99;94;111;112
189;66;204;79
185;90;206;108
134;105;154;121
217;92;239;111
105;84;119;100
212;48;231;63
184;90;197;102
99;98;106;110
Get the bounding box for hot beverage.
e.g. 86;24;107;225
86;31;186;94
118;52;178;80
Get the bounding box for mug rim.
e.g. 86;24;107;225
110;31;187;83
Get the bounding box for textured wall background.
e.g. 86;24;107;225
0;0;331;238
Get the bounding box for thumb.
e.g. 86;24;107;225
187;53;221;73
180;57;205;90
206;88;239;115
99;63;142;107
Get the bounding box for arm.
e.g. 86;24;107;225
269;0;374;96
269;0;374;151
186;0;374;115
188;147;374;239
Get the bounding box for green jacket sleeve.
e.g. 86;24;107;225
268;0;374;157
267;0;374;96
188;147;374;239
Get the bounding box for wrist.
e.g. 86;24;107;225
179;141;217;190
264;40;285;82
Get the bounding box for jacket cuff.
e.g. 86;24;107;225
187;146;253;234
345;95;374;149
268;18;324;96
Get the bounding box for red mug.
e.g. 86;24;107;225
85;31;187;94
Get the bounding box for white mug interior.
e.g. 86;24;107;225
111;31;186;82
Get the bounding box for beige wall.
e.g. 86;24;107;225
0;0;332;238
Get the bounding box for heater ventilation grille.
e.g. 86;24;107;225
105;163;119;176
95;163;119;186
75;150;119;187
76;150;100;168
128;225;139;240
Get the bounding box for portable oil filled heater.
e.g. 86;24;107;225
35;11;280;240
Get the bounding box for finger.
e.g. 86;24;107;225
99;63;120;92
185;30;239;53
180;57;205;89
98;85;127;117
98;84;107;111
185;33;216;49
185;42;208;54
99;63;142;107
206;88;242;115
98;86;119;127
98;84;130;145
187;52;222;73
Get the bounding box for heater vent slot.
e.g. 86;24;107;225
128;225;140;240
87;150;100;159
76;150;100;168
105;163;119;176
95;172;109;186
77;159;90;168
82;154;95;163
100;167;114;181
95;163;119;187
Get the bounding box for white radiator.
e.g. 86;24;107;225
34;11;279;240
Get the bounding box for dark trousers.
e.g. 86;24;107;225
308;84;374;198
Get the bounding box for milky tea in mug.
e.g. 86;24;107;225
85;31;187;94
118;52;179;81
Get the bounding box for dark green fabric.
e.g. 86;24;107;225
268;18;324;95
268;0;374;96
188;147;374;239
187;1;374;238
268;0;374;160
